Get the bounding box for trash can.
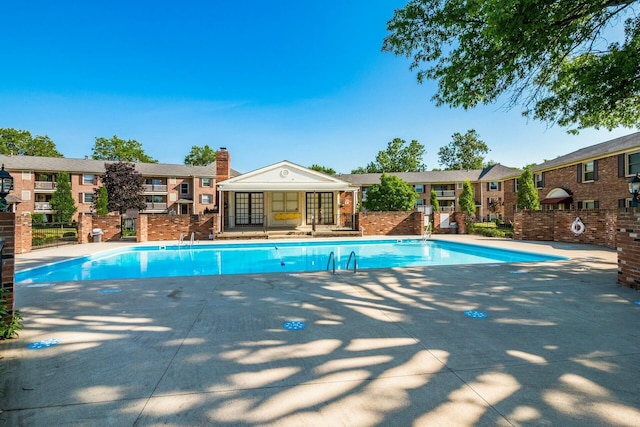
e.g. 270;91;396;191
92;228;103;243
449;222;458;234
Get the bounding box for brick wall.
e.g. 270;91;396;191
617;209;640;289
77;212;93;244
0;213;15;315
357;211;424;235
141;214;217;242
93;216;123;241
513;209;617;248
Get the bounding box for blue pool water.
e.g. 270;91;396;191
16;239;566;284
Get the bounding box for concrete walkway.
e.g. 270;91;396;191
1;237;639;426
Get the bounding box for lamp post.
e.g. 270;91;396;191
0;164;14;212
628;173;640;207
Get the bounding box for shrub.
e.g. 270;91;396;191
0;289;23;340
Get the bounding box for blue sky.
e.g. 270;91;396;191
0;1;633;174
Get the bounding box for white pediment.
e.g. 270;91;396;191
218;161;355;191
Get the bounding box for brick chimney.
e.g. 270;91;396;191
216;147;230;182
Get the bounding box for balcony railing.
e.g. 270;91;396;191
35;181;56;191
143;184;168;193
144;202;167;211
433;190;455;197
34;202;53;211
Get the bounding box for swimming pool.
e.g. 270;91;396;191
16;239;566;284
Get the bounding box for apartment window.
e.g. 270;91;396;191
180;183;189;194
583;200;596;209
535;173;544;189
202;177;212;187
414;184;424;193
583;162;594;182
457;182;463;189
627;152;640;175
201;194;213;204
513;178;519;192
82;174;95;185
416;199;424;206
21;190;31;201
82;193;94;204
22;171;31;180
489;181;498;191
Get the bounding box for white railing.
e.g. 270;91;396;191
143;184;168;193
34;202;52;211
144;202;167;211
34;181;56;190
433;190;455;197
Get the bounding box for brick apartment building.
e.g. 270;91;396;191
338;163;520;222
499;132;640;221
0;148;234;221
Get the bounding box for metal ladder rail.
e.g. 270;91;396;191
346;251;357;273
326;251;336;274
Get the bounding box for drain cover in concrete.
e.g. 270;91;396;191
28;338;60;350
464;310;488;319
283;321;306;330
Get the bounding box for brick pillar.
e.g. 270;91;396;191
0;213;15;315
617;209;640;289
452;212;467;234
77;212;93;244
14;214;32;254
137;214;148;242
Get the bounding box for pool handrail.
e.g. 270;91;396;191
327;251;336;274
346;251;357;273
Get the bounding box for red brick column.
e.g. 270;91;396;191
0;213;15;315
14;215;32;253
77;212;93;244
137;214;148;242
617;209;640;289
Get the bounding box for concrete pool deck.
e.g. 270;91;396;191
1;236;639;426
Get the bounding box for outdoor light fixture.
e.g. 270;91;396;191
628;173;640;207
0;164;14;212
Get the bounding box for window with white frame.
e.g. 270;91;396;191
202;177;212;187
583;200;596;209
272;192;298;212
457;182;463;189
82;193;94;204
489;181;498;191
82;174;95;185
180;183;189;194
583;162;594;182
535;173;544;188
627;152;640;175
414;184;424;193
201;194;213;204
513;178;519;192
21;190;31;201
22;171;31;180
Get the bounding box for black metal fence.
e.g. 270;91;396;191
32;222;78;249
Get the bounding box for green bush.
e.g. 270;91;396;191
0;289;23;340
467;222;513;239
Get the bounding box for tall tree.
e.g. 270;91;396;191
94;186;109;216
458;179;476;216
429;189;440;212
309;164;336;175
437;130;489;170
101;162;146;214
184;145;217;166
352;138;426;173
383;1;640;132
50;171;77;222
0;128;63;157
92;135;157;163
517;166;540;210
363;174;417;211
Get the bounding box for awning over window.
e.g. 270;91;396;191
540;196;573;205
